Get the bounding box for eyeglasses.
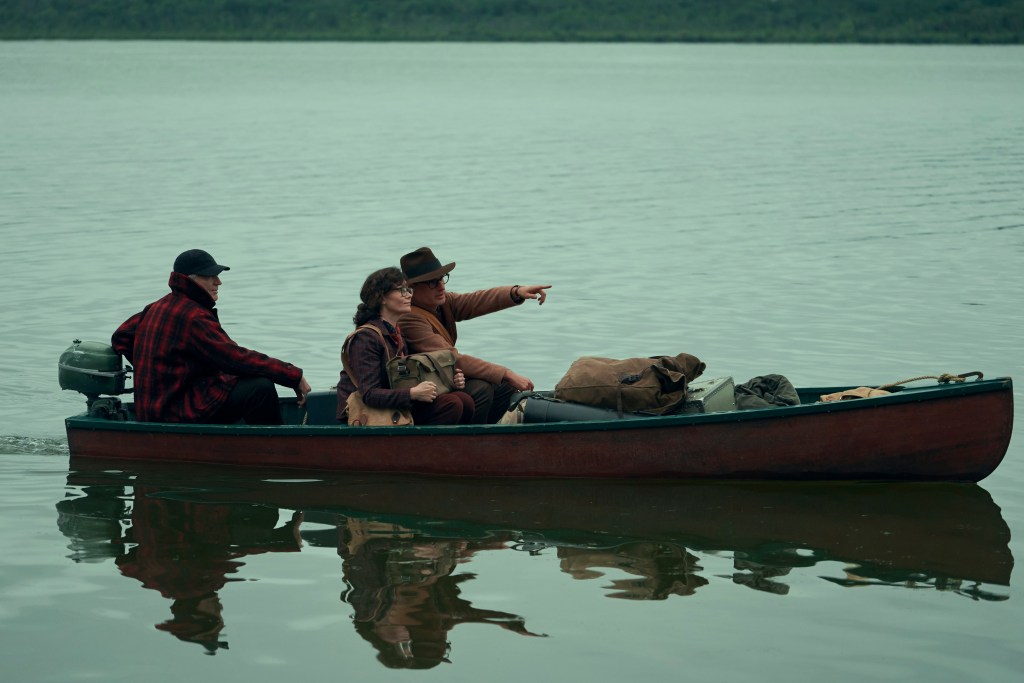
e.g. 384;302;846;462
392;286;413;296
425;274;449;289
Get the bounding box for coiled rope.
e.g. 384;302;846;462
876;371;983;391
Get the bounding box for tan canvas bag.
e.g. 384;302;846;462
340;325;414;427
554;353;706;416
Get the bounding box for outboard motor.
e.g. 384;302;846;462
58;339;131;419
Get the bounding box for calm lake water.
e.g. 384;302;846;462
1;41;1023;681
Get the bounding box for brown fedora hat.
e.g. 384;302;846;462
401;247;456;284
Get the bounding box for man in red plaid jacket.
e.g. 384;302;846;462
112;249;311;424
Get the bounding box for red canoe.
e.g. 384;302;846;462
64;375;1014;481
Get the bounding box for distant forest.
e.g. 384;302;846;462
1;0;1022;43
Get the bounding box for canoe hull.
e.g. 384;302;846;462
65;377;1014;481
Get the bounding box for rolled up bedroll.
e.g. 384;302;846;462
520;396;648;423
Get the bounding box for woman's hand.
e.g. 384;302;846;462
410;381;438;402
453;369;466;390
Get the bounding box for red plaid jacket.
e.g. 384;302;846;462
112;273;303;423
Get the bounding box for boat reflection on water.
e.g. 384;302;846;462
335;519;546;668
56;475;304;654
58;459;1013;663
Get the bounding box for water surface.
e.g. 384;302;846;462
1;41;1022;681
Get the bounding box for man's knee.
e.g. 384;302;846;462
464;378;516;424
246;377;277;398
464;379;494;406
230;377;282;425
488;382;516;422
464;379;494;424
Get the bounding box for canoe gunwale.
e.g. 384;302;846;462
65;376;1013;437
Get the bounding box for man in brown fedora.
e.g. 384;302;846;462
398;247;551;423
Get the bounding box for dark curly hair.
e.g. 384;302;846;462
353;267;406;326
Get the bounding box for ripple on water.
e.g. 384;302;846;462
0;435;69;457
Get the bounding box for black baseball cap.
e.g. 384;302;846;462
173;249;230;277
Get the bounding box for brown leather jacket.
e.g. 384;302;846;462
398;286;521;385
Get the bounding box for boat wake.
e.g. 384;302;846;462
0;434;69;457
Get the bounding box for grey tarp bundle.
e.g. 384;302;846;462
734;374;800;410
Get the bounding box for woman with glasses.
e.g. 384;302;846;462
335;267;475;425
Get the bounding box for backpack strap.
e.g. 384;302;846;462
341;324;391;390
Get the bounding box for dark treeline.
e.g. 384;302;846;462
1;0;1022;43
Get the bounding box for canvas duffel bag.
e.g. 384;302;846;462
387;350;458;395
345;390;414;427
554;353;706;416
